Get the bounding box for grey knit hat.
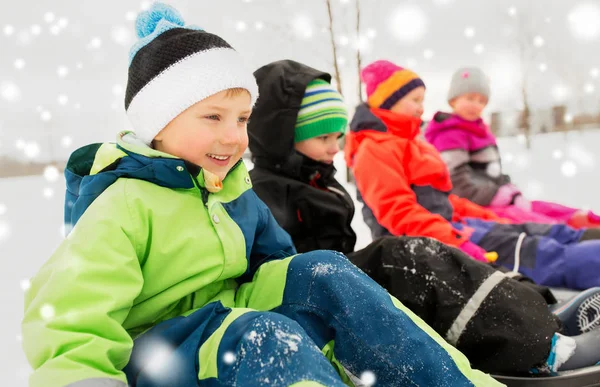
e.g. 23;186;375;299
447;67;490;103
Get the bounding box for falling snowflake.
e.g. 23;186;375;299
503;152;514;164
389;4;428;43
30;24;42;36
40;304;56;321
0;221;10;243
552;84;570;102
140;1;151;10
58;94;69;105
564;113;573;123
406;58;418;68
111;26;133;45
74;103;82;109
50;25;60;35
539;63;548;72
508;6;517;16
24;142;41;158
43;187;54;198
338;35;349;46
533;35;544;47
366;28;377;38
87;37;102;50
337;56;347;66
291;15;314;39
57;65;69;78
223;351;237;365
360;371;377;386
15;138;26;150
464;27;475;38
561;160;578;177
126;11;137;21
0;203;6;215
235;21;247;32
591;68;599;78
16;335;22;342
567;3;600;41
20;279;31;291
552;149;563;159
474;44;484;54
44;12;55;23
112;84;124;95
57;17;68;28
0;81;21;102
254;21;264;30
584;83;595;94
14;58;26;70
44;165;60;182
4;24;15;36
61;136;73;148
423;49;434;59
40;110;52;122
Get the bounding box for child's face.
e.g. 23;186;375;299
450;92;488;121
153;89;252;181
294;132;342;165
390;86;425;118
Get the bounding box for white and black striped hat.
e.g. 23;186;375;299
125;3;259;144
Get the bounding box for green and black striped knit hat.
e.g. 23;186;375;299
294;79;348;142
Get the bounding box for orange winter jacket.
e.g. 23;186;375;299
345;104;505;248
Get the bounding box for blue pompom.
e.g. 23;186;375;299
135;3;185;39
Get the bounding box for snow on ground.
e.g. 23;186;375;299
2;129;599;385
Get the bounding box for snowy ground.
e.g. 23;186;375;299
2;129;600;385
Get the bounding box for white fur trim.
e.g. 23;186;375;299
126;47;258;144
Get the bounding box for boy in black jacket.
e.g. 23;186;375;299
248;59;600;375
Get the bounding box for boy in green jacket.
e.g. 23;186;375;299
22;4;499;387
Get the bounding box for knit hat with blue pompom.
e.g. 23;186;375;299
125;3;259;144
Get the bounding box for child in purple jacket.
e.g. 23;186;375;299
425;67;600;229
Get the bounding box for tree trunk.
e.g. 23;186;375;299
521;85;532;149
355;0;363;103
325;0;343;96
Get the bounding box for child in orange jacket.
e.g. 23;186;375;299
346;60;600;290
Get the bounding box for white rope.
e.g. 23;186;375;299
512;232;527;274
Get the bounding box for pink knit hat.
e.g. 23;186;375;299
361;60;425;109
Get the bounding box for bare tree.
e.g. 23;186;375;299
512;3;536;148
325;0;344;96
355;0;363;103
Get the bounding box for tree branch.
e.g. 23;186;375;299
326;0;344;95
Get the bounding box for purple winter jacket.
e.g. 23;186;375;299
424;112;511;206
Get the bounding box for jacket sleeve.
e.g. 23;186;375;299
449;194;510;223
448;161;502;206
247;191;297;275
353;139;467;248
22;181;144;387
432;129;502;206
